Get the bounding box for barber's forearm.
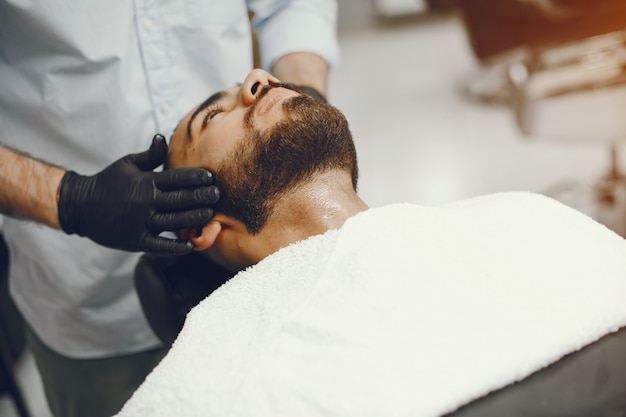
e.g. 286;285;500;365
0;145;64;229
272;52;329;98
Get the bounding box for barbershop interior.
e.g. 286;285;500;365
3;0;626;416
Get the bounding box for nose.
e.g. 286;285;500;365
241;69;281;106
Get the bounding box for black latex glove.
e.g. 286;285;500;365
57;134;220;254
134;252;233;347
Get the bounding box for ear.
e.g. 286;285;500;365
190;214;245;251
190;220;222;251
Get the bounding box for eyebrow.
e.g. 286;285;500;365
186;91;226;141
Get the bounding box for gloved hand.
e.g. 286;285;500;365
134;251;233;347
57;134;220;254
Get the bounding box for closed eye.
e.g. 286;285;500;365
202;106;224;129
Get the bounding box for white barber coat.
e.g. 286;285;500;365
0;0;339;358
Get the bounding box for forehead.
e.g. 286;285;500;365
184;84;241;140
168;85;241;169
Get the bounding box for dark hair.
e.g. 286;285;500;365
215;95;358;234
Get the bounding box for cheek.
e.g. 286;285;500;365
187;146;208;168
186;138;222;172
200;123;238;166
170;140;200;169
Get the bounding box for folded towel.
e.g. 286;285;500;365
116;192;626;417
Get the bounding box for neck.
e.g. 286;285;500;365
236;171;368;268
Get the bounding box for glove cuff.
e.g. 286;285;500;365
57;170;80;235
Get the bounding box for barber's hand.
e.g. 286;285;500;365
57;134;220;254
134;252;233;346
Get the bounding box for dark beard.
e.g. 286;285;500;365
215;93;358;234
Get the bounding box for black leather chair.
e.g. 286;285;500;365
0;233;31;417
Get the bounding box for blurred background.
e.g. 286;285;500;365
333;0;626;233
3;1;626;415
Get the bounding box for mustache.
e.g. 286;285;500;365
255;82;299;100
244;82;308;128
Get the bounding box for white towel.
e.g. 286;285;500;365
116;192;626;417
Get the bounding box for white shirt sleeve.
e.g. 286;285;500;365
247;0;340;70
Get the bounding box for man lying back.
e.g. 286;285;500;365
167;69;367;272
116;69;626;417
